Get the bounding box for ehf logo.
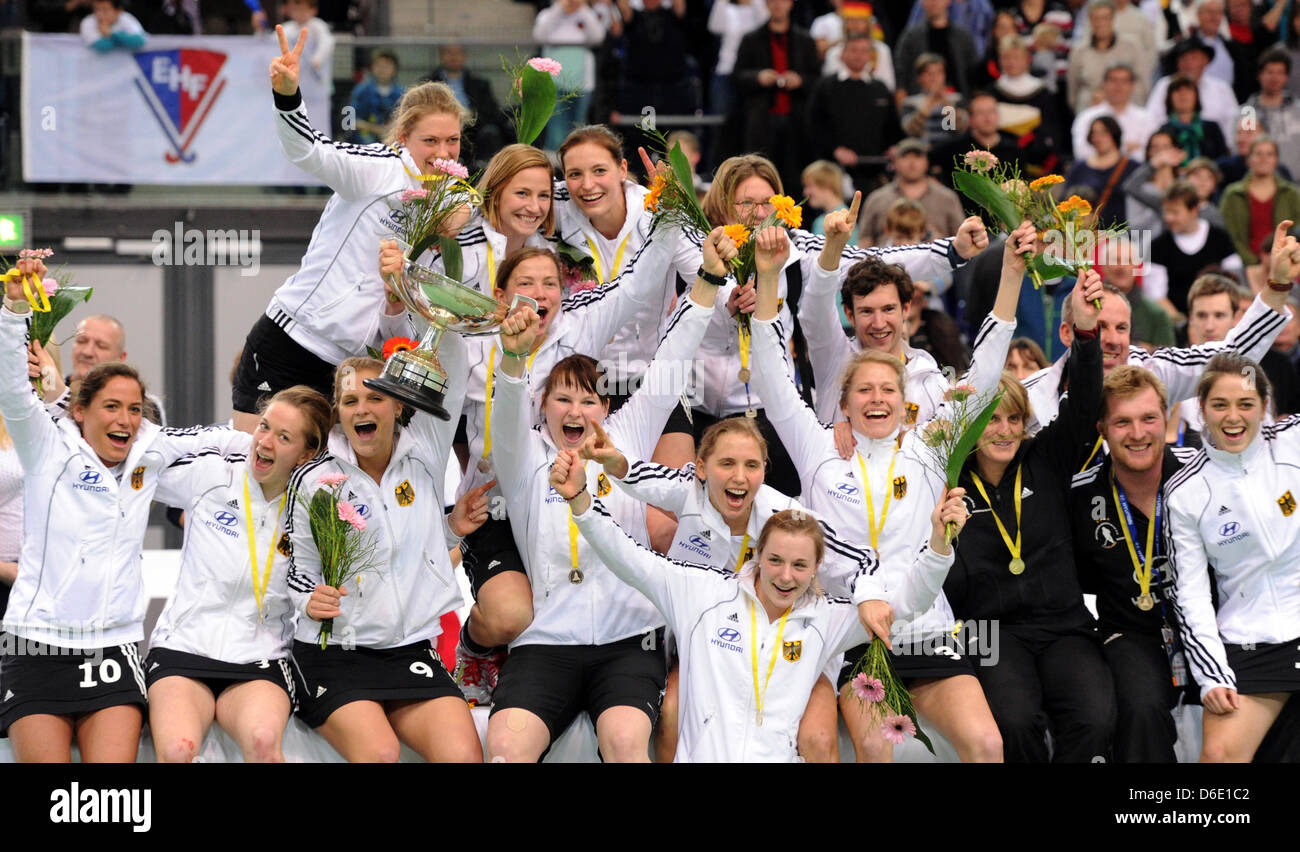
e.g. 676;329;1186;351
133;50;228;164
213;511;239;527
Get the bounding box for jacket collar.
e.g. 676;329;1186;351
557;180;646;249
325;423;416;479
694;476;764;542
738;563;822;621
1203;427;1268;472
57;415;162;476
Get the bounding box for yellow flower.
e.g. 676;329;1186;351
644;174;667;212
1029;174;1064;191
723;223;752;248
1056;195;1093;217
770;194;802;228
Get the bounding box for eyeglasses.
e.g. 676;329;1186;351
735;200;775;215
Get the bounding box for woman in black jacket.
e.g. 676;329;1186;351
942;275;1116;763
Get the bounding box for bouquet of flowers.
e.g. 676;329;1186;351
918;382;1004;544
502;54;572;147
641;127;711;237
390;158;481;281
304;472;381;649
554;240;599;297
2;249;93;396
846;638;934;755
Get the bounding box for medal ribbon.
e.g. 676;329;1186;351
1111;475;1161;601
855;445;899;551
734;531;750;573
481;344;541;467
1080;435;1104;472
568;505;580;579
585;233;632;285
970;465;1023;563
243;472;287;621
748;597;790;726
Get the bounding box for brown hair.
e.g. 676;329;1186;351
698;417;769;466
993;371;1031;422
884;199;927;240
837;348;907;411
542;354;607;403
1186;273;1242;315
478;144;556;237
1100;365;1169;421
558;125;625;171
1196;352;1272;409
1008;337;1048;372
494;246;561;293
385;81;472;147
757;509;826;570
261;385;334;457
74;362;146;414
702;154;783;228
840;256;915;316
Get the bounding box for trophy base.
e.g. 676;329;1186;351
364;374;451;420
364;352;451;420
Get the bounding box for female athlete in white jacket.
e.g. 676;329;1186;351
482;228;734;761
1166;339;1300;760
551;450;969;762
231;26;472;431
145;387;334;763
0;258;248;762
287;344;480;763
744;222;1036;762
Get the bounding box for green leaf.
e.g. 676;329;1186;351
952;170;1020;232
945;389;1004;487
666;141;710;233
515;65;557;146
438;236;463;283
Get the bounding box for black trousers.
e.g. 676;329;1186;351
974;623;1117;763
1099;629;1179;763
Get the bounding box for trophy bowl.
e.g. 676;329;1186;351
366;243;527;420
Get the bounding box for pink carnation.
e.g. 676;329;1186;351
401;188;429;203
337;500;366;531
318;472;348;488
42;278;58;296
880;713;916;745
943;383;978;403
963;150;999;172
527;57;563;76
430;158;469;179
18;248;53;260
850;673;885;703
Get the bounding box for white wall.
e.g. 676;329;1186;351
212;264;296;423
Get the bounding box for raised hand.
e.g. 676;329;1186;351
821;191;861;267
499;305;540;358
638;146;670;181
1268;219;1300;286
754;225;790;275
1071;267;1105;331
930;486;968;554
449;479;497;539
1002;219;1038;275
702;226;735;277
270;24;307;96
580;416;627;478
954;215;990;260
549;448;587;500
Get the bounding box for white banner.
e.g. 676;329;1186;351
22;33;330;185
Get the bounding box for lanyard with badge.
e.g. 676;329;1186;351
970;466;1025;574
243;473;286;622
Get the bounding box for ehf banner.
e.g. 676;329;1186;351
21;34;330;185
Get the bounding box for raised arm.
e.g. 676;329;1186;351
564;224;678;355
492;306;545;501
0;261;60;470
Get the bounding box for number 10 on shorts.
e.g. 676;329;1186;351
78;659;122;688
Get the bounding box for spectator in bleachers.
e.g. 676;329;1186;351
991;34;1063;170
1065;115;1140;227
1004;336;1049;378
732;0;819;197
1073;0;1161;69
532;0;606;151
1185;0;1243;93
1244;48;1300;181
1215;115;1294;184
901;54;968;148
426;44;507;168
1280;10;1300;101
707;0;769;117
1010;0;1075;93
896;0;979;97
617;0;696;135
1067;1;1147;114
280;0;334;89
903;0;996;61
1096;238;1176;351
66;314;166;425
806;33;900;193
819;3;895;91
349;49;403;145
1126;133;1230;238
972;9;1020;89
80;0;145;52
1147;37;1239;141
667;129;708;196
1072;63;1159;163
1145;181;1241;319
1221;136;1300;266
1157;73;1229;162
803;159;856;241
931;89;1023;185
858;139;963;247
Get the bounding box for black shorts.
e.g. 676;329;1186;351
490;630;667;744
461;517;527;598
144;647;296;707
290;638;462;729
1225;636;1300;695
0;638;146;737
661;404;800;498
231;314;337;413
837;635;974;690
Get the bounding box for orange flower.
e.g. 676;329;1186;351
1029;174;1064;191
723;223;752;248
382;336;420;360
1056;195;1093;217
770;194;802;228
644;174;667;212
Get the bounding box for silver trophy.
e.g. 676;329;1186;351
367;240;535;420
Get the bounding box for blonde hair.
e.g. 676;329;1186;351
385;81;472;146
332;356;386;404
702;154;783;228
478;144;556;237
1100;365;1168;422
994;371;1031;421
837;349;907;411
698;416;768;466
801;160;843;194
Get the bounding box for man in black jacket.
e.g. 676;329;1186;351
426;44;507;169
805;34;900;193
731;0;820;194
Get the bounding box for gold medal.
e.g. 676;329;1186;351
1136;593;1154;611
738;367;752;383
568;568;584;584
1009;557;1025;575
745;407;757;419
756;709;763;727
477;457;492;474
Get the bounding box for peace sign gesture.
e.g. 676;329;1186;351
819;191;861;269
270;24;307;96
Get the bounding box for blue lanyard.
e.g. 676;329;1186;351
1114;478;1163;578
